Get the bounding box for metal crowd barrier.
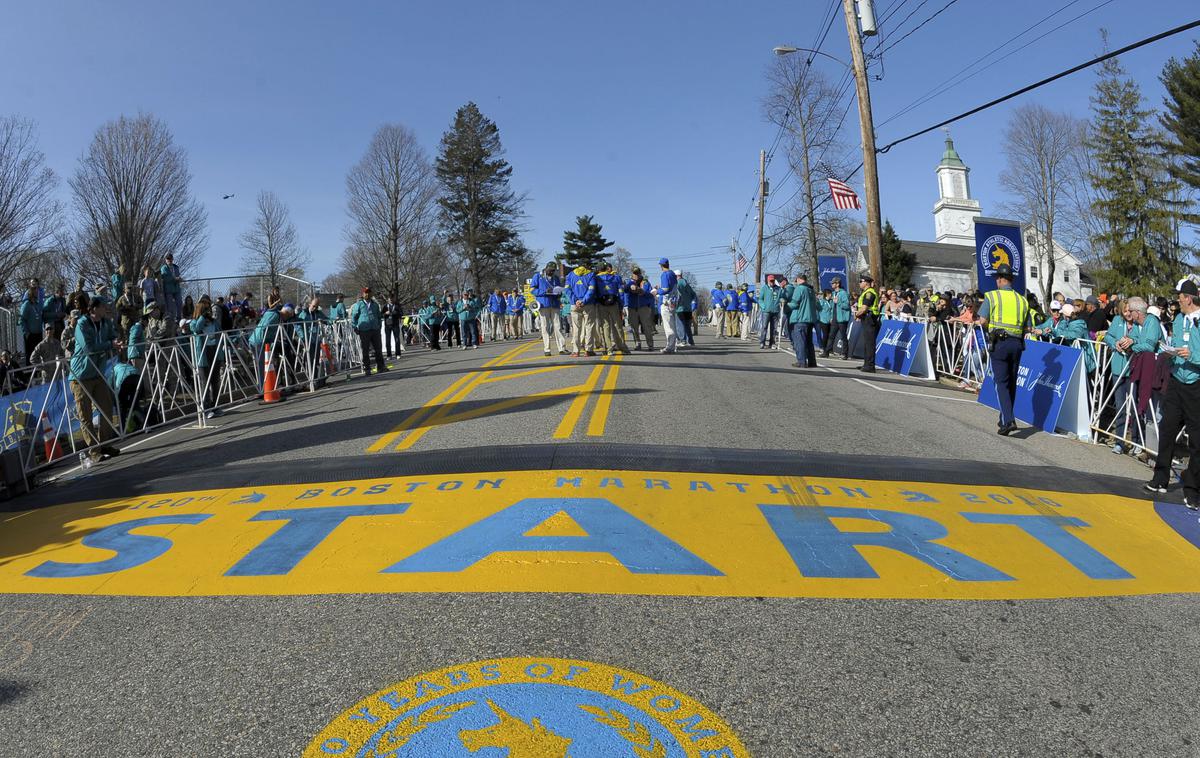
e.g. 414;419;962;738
0;318;364;491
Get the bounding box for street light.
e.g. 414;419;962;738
772;45;851;69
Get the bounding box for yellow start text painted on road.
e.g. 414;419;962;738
3;470;1199;599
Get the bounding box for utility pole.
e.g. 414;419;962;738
754;149;767;284
842;0;884;286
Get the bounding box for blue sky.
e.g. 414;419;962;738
2;0;1196;283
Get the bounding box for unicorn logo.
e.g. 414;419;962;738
459;700;572;757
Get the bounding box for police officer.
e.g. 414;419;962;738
854;273;880;373
977;264;1031;436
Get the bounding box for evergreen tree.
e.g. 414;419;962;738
880;220;914;287
1160;41;1200;226
561;215;614;269
435;102;523;291
1088;54;1184;293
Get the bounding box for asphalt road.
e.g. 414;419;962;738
2;326;1197;757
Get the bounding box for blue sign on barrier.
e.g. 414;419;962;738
817;256;848;292
978;338;1089;438
0;378;77;452
974;217;1026;295
875;319;935;379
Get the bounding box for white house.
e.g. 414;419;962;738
854;136;1093;299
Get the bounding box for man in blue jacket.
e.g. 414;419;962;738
595;262;630;355
626;268;655;351
532;262;566;356
710;281;727;339
350;287;387;375
822;277;852;360
506;289;525;339
736;284;755;341
566;264;598;357
652;258;679;354
486;289;507;341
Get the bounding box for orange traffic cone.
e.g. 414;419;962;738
40;411;63;462
262;343;281;404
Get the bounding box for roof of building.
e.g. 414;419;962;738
859;240;975;270
939;136;966;169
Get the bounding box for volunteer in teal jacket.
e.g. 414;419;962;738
786;273;819;368
70;300;122;462
1146;279;1200;505
758;277;783;349
350;287;387;374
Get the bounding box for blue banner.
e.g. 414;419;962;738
875;319;927;377
974;218;1026;295
817;256;848;292
0;378;78;452
978;338;1088;437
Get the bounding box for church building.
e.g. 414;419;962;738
854;136;1093;299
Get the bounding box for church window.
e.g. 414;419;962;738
1030;265;1039;280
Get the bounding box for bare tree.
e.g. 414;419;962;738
762;57;854;278
999;103;1086;302
69;114;207;283
342;124;440;302
238;190;309;286
1059;120;1106;271
0;116;63;290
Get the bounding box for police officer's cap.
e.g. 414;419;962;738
859;273;874;283
995;264;1014;280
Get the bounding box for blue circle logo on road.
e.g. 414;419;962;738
306;657;747;757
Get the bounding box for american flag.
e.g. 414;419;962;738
733;252;749;274
827;177;861;210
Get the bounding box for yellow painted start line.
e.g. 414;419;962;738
367;343;623;452
3;470;1199;599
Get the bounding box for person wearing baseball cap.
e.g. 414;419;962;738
854;273;880;373
652;258;679;353
978;263;1033;436
758;275;783;349
1145;277;1200;508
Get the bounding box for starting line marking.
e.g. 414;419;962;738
4;469;1198;600
368;343;623;452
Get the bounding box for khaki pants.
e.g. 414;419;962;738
597;303;628;354
539;306;565;353
486;312;503;340
727;308;740;337
714;309;726;338
570;305;597;353
72;376;116;460
739;311;752;340
628;306;655;349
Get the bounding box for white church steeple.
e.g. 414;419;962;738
932;132;981;246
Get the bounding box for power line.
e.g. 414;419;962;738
877;17;1200;155
877;0;1114;129
868;0;932;55
876;0;961;55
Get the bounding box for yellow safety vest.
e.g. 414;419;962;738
984;287;1030;336
857;287;880;315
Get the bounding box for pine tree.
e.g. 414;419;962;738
880;220;914;288
561;215;614;270
435;102;523;291
1160;41;1200;226
1088;54;1185;293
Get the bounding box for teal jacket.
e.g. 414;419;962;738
70;317;113;381
127;321;147;359
19;297;43;336
160;263;180;295
818;298;834;325
297;307;327;344
350;298;382;332
107;360;138;391
675;280;696;314
560;293;572;317
456;297;481;322
190;317;219;367
330;301;348;320
1053;316;1095;372
758;284;782;315
833;289;852;322
250;308;282;348
1102;318;1137;378
1168;314;1200;384
787;283;818;324
419;301;444;326
1134;313;1162;354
